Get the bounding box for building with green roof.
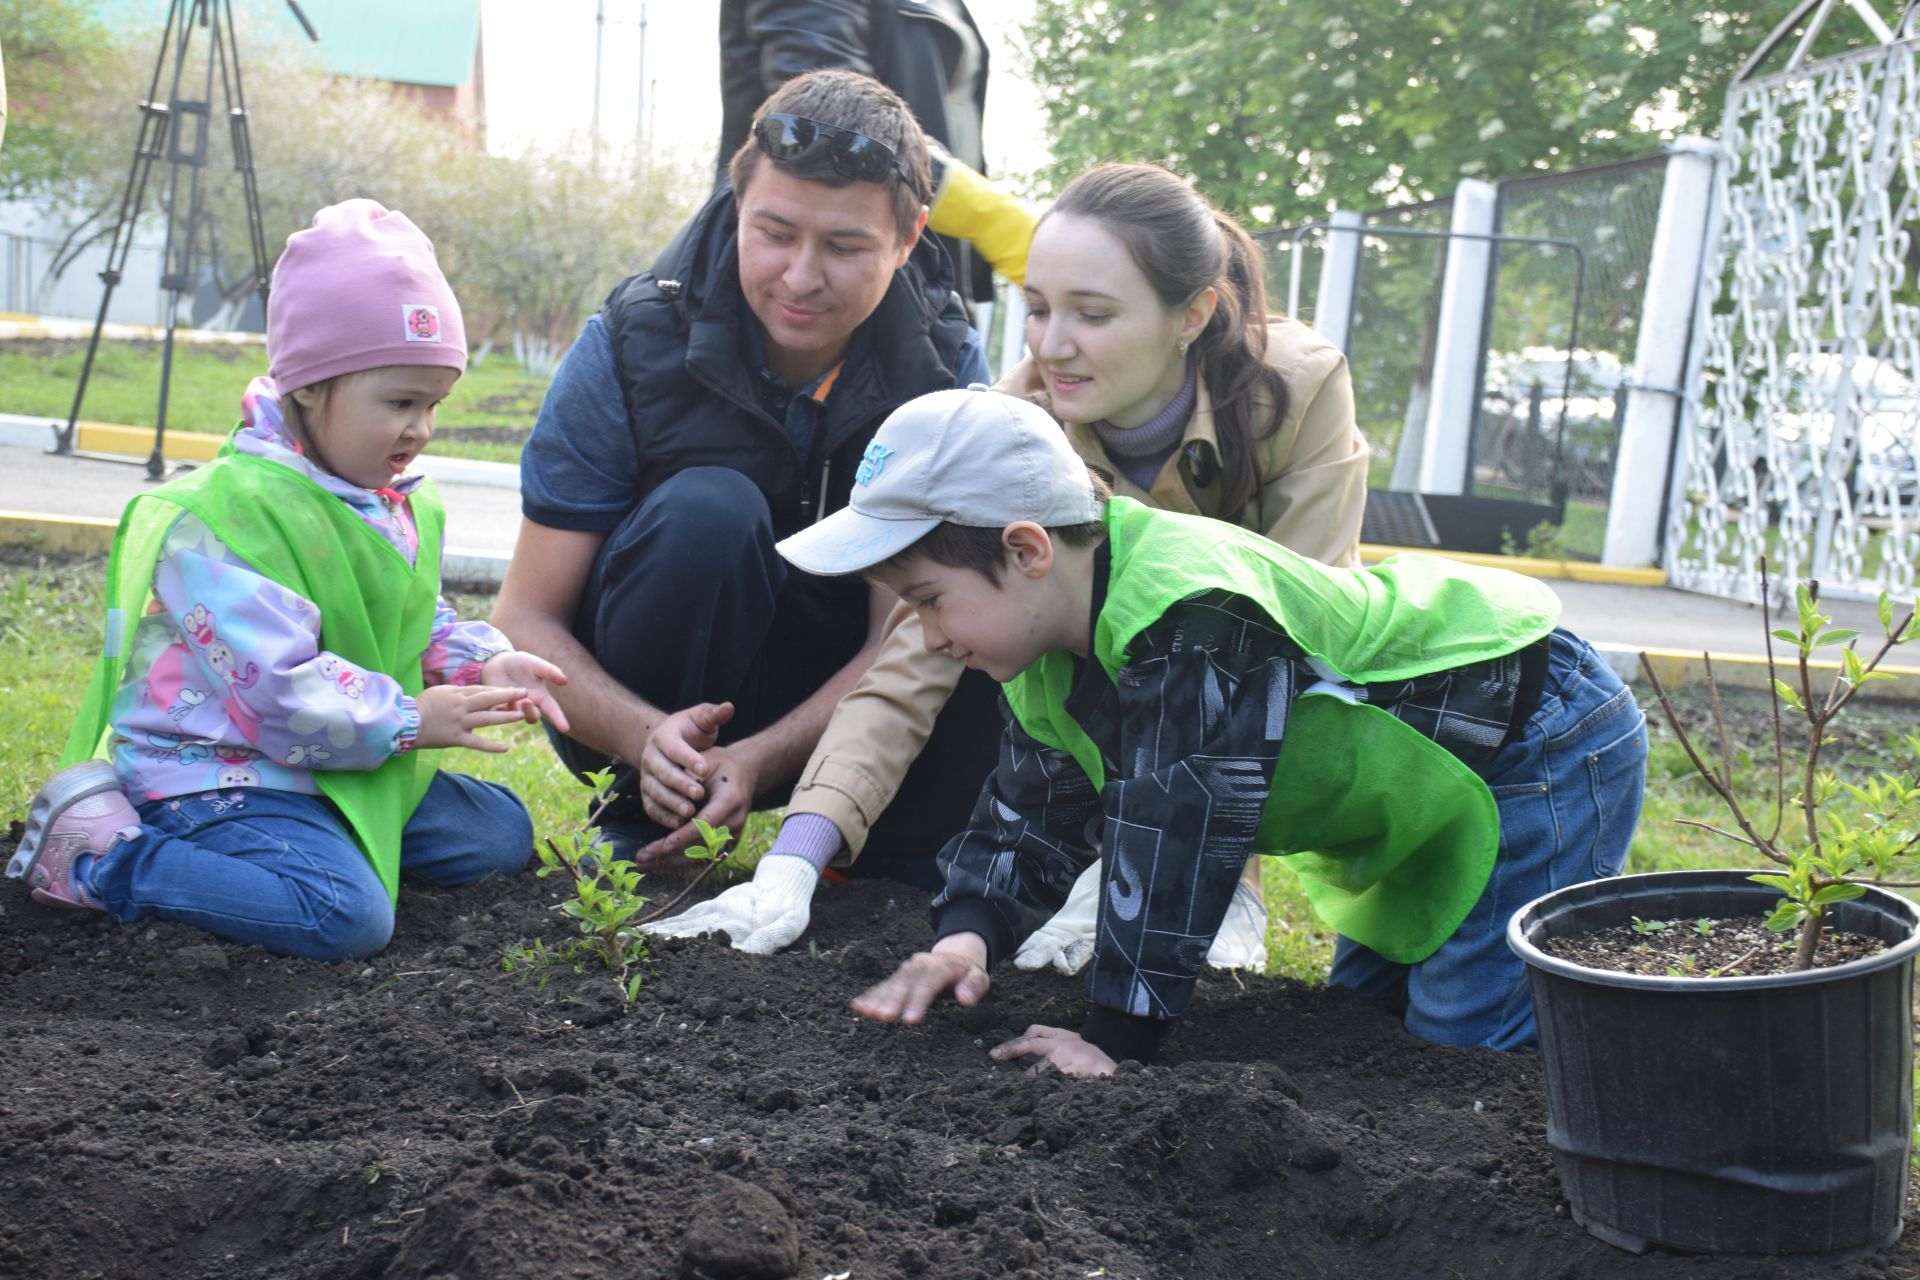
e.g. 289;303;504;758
95;1;485;133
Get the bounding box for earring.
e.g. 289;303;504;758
1178;339;1190;357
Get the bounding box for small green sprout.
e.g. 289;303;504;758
1694;918;1715;937
503;771;735;1003
1630;916;1669;935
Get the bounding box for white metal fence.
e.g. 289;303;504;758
1671;1;1920;600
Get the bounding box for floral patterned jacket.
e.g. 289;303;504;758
106;376;510;802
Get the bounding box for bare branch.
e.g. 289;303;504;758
1705;651;1734;789
1639;653;1779;858
1759;557;1788;843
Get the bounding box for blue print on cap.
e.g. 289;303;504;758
855;441;894;487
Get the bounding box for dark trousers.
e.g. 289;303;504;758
550;467;1002;888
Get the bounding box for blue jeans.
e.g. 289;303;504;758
85;771;532;961
1327;628;1647;1050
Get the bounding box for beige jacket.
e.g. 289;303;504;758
787;317;1369;859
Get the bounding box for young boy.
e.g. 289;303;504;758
777;389;1647;1077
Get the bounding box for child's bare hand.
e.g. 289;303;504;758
415;684;534;753
989;1025;1118;1078
480;651;570;732
851;934;990;1024
639;702;734;826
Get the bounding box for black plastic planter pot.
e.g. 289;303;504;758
1507;869;1920;1261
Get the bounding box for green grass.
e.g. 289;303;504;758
0;340;550;463
0;559;768;893
7;553;1913;983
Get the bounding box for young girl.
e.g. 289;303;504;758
8;200;567;961
646;163;1367;973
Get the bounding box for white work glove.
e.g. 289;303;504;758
1206;879;1269;972
1013;860;1102;975
640;853;819;954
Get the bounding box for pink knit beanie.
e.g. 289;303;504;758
266;198;466;392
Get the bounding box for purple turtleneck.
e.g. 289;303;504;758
1091;355;1198;492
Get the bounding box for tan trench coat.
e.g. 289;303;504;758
786;317;1369;859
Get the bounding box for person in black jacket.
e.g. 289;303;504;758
717;0;994;306
493;70;991;868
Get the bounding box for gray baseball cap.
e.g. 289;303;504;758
776;387;1103;576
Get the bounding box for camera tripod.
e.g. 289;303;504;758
53;0;316;480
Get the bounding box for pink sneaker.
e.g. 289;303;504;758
7;761;139;911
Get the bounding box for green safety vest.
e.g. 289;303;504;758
1003;497;1561;963
64;441;445;902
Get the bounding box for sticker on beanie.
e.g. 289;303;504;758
402;305;442;343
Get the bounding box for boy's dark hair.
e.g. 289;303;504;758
877;468;1113;585
727;69;932;243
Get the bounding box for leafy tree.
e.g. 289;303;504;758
1020;0;1805;225
0;0;141;201
11;24;699;362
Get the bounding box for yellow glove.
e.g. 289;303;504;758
926;142;1038;285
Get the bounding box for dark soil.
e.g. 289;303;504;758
5;824;1919;1280
1540;913;1886;977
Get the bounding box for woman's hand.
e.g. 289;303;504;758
990;1024;1118;1078
852;933;991;1024
479;650;570;732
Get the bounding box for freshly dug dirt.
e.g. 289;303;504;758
2;826;1917;1280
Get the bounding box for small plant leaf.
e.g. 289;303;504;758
1765;901;1807;932
1810;882;1867;907
1772;679;1805;711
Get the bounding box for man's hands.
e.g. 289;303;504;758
640;853;818;954
479;651;571;733
851;932;991;1024
637;702;759;862
1012;860;1101;974
415;685;541;752
990;1025;1118;1079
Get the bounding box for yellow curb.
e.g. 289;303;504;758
0;511;116;553
1634;645;1920;692
1358;542;1667;585
72;422;224;462
0;312;39;323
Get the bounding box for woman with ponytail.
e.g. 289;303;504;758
646;162;1368;980
1003;162;1366;565
985;163;1367;972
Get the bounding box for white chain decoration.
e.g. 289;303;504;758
1673;22;1920;602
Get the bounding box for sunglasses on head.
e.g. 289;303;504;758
752;113;919;194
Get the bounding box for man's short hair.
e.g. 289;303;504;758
727;68;931;244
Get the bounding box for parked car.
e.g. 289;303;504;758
1769;351;1919;512
1475;348;1625;500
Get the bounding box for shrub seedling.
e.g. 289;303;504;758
1640;564;1919;970
503;769;737;1003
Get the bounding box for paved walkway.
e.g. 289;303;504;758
2;432;1914;695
